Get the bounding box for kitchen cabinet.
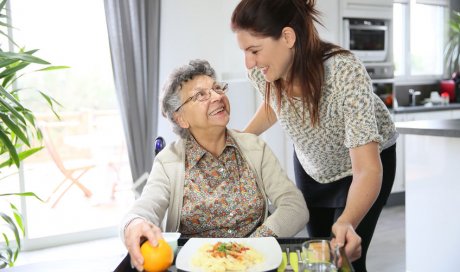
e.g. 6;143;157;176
340;0;393;19
451;109;460;118
392;114;405;193
396;119;460;272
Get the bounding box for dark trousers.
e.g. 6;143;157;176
293;144;396;272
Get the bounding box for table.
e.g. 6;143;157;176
113;237;353;272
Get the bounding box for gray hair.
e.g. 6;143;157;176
161;59;216;139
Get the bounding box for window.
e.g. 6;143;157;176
393;0;449;82
1;0;134;248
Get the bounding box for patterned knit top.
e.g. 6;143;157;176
248;52;398;183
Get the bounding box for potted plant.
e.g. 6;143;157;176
444;10;460;77
0;0;66;267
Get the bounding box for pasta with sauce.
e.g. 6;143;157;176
191;241;264;272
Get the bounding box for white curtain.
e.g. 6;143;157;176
103;0;160;193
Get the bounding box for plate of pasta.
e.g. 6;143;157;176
175;237;281;272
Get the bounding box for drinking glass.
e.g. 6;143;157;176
300;240;338;272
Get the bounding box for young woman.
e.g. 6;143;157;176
231;0;398;271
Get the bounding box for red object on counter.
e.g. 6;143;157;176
440;80;455;102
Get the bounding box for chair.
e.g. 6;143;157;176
40;124;95;208
131;136;165;198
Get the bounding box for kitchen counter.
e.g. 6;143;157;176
395;119;460;137
392;102;460;114
396;118;459;272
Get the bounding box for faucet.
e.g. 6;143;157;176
409;89;421;106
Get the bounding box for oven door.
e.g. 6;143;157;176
344;22;388;62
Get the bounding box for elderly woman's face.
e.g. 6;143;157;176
175;75;230;136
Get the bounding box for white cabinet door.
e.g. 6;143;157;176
451;109;460;119
341;0;393;19
403;110;451;121
315;0;340;44
392;113;406;193
343;0;392;7
392;110;453;193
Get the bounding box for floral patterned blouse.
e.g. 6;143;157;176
179;133;274;237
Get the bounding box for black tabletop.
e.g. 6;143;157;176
113;237;353;272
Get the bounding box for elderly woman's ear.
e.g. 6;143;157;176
174;112;189;129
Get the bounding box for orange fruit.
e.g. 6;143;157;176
140;239;174;272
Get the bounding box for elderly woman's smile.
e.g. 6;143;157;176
208;105;226;116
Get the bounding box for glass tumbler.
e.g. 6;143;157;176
300;240;338;272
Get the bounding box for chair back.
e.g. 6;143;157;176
131;136;166;198
154;136;165;155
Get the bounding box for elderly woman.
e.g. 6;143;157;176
121;59;308;271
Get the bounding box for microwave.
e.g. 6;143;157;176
343;18;389;62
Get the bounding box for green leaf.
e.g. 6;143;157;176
22;110;39;130
0;191;43;201
0;129;19;167
0;96;26;125
0;61;30;79
0;58;19;69
10;203;25;236
1;73;16;88
0;21;12;28
0;112;30;146
36;65;70;72
0;85;25;110
0;255;8;269
0;30;20;49
0;212;21;254
0;51;50;65
0;146;44;168
39;91;62;119
0;0;7;11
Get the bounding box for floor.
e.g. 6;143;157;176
8;205;405;272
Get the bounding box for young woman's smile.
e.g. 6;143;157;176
235;29;295;82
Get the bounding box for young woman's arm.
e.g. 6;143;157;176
333;141;382;260
244;102;278;135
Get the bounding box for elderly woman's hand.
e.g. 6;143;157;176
331;221;362;262
124;218;163;271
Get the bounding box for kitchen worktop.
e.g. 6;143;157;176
391;103;460;114
395;119;460;137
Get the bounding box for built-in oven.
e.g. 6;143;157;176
366;63;395;108
343;18;389;62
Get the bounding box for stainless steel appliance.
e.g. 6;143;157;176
343;18;389;62
366;63;395;108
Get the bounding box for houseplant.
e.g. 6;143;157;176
444;10;460;77
0;0;65;268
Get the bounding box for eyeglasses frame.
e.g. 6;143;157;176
174;82;228;112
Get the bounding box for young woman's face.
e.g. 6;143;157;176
235;29;295;82
175;75;230;137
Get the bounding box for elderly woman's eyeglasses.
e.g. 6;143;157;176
175;82;228;112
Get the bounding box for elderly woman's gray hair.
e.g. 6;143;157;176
161;59;216;139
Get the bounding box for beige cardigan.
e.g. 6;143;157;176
121;130;308;238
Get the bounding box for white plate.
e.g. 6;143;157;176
175;237;281;272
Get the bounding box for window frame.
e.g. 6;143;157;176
393;0;450;84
